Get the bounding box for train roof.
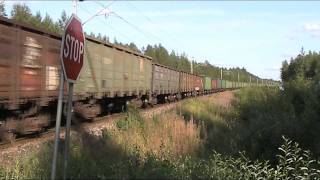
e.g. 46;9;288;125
153;63;203;77
0;16;152;60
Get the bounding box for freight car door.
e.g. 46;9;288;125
19;31;44;98
0;23;17;107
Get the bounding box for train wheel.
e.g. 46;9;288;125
0;129;16;143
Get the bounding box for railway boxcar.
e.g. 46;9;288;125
0;17;64;137
179;72;203;96
179;71;193;95
203;76;212;93
226;81;233;89
211;79;218;90
0;17;62;110
193;74;203;93
73;37;153;118
221;80;227;89
75;39;152;100
151;63;179;102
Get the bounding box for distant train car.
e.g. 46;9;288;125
179;71;193;97
179;71;203;97
193;74;203;94
211;79;218;91
226;81;233;89
151;63;179;103
203;76;212;93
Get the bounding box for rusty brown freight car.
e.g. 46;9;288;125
179;71;203;97
0;17;63;110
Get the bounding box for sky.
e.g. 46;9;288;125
3;1;320;80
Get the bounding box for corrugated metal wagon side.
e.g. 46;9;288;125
73;37;152;118
203;76;212;93
211;79;218;91
192;74;203;95
151;63;179;103
0;17;64;138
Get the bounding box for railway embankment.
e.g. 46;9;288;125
1;88;320;179
0;91;234;167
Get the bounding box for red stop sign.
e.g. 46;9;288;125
60;14;85;83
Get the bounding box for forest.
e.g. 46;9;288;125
0;2;277;83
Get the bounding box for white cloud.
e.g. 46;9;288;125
304;23;320;31
303;22;320;38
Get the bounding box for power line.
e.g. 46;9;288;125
86;1;161;46
78;3;135;43
94;2;177;48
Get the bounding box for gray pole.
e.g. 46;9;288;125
220;69;222;79
237;72;239;82
51;71;64;180
63;83;74;180
190;59;193;74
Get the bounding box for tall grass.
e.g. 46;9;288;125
110;105;202;159
179;99;235;155
0;105;202;179
2;135;319;179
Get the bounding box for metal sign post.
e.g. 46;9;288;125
50;12;84;180
63;83;74;180
60;13;84;180
51;71;65;180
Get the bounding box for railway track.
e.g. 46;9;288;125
0;90;230;150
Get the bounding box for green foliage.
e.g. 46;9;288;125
1;136;319;179
116;105;144;130
281;50;320;83
180;99;234;154
11;3;32;22
10;3;62;34
0;0;6;17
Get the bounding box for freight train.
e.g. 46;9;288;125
0;17;272;141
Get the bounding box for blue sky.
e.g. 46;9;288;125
4;1;320;80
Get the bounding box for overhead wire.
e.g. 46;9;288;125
94;1;181;50
78;2;136;44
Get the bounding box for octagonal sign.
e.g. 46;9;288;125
60;14;85;83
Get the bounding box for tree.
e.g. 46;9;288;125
97;33;102;40
102;35;109;43
0;0;6;17
57;10;68;30
11;3;32;22
31;11;42;28
42;13;55;31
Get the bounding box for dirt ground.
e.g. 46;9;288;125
0;90;236;166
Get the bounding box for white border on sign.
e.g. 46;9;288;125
60;13;85;84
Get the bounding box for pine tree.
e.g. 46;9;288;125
0;0;6;17
31;11;42;28
42;13;54;31
58;10;68;30
11;3;32;22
